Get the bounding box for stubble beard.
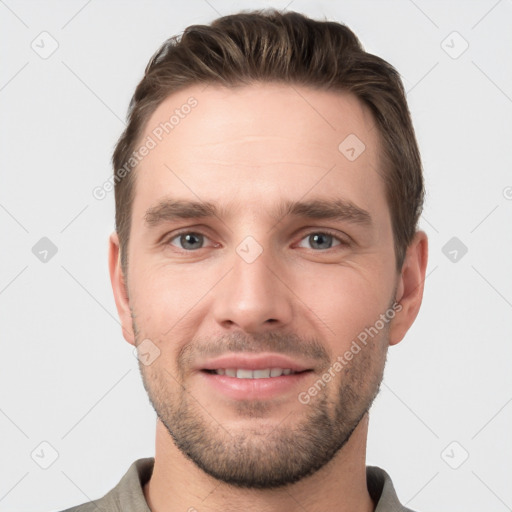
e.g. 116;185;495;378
133;316;389;489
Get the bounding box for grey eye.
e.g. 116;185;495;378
298;232;342;250
171;232;205;250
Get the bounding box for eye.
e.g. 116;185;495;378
297;231;346;250
167;231;211;251
164;230;348;252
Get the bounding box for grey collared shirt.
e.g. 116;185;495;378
59;458;416;512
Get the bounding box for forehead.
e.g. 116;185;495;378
131;82;386;225
141;82;378;156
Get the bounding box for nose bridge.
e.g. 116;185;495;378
212;237;294;332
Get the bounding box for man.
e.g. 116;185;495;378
63;8;428;512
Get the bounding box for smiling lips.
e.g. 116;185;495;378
197;353;314;399
208;367;298;378
199;352;314;375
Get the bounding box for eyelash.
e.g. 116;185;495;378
163;229;350;252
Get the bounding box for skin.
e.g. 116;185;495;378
109;83;428;512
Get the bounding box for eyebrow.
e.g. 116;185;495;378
144;198;372;228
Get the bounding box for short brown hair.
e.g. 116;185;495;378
113;9;424;275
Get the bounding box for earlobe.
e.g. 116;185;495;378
389;231;428;346
108;232;136;345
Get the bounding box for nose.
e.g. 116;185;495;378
212;245;294;333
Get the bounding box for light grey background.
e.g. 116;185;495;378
1;1;511;511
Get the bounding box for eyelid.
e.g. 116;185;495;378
164;228;218;250
295;228;351;249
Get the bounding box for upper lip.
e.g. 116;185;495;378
198;353;314;372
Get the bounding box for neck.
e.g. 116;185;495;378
143;415;375;512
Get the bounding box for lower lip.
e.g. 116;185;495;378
199;371;312;400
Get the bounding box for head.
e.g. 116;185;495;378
109;9;428;489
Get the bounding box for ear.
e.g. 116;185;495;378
108;232;136;346
389;230;428;346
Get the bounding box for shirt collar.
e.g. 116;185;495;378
99;458;413;512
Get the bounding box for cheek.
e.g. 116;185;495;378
294;264;389;349
129;260;220;336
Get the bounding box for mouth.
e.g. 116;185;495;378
198;352;314;374
196;354;315;400
202;368;310;378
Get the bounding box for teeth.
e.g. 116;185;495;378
214;368;296;378
253;369;270;378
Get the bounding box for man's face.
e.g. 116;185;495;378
118;83;402;488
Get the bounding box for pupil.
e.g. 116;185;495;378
311;233;331;249
181;233;202;249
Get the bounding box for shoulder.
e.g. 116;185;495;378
367;465;418;512
54;458;155;512
58;503;102;512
